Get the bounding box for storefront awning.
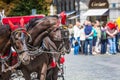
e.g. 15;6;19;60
65;11;76;16
58;11;76;17
68;15;80;20
82;9;108;16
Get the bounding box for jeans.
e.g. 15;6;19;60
80;40;85;54
93;36;97;46
101;39;107;54
70;37;75;48
74;45;80;55
76;37;80;46
108;37;116;54
84;39;93;55
73;37;80;55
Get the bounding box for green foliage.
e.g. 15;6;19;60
8;0;52;16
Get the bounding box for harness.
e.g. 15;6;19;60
0;47;21;72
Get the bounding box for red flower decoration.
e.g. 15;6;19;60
60;56;65;64
12;52;17;57
50;59;56;68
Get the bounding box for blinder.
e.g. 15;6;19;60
61;29;69;39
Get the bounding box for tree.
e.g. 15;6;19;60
9;0;52;16
0;0;52;16
0;0;19;16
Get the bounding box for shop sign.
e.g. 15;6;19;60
89;0;109;9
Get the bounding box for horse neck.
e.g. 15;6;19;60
0;25;11;53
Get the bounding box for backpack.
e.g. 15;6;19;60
84;25;92;35
101;31;107;40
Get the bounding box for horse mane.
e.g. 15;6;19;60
26;15;59;31
26;17;47;31
47;15;59;19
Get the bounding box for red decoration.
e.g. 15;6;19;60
8;20;15;31
107;22;116;29
60;11;66;25
60;56;65;64
0;50;9;58
12;52;17;57
8;20;19;31
50;59;56;68
2;15;45;25
20;18;24;28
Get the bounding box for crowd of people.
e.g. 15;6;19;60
68;20;120;55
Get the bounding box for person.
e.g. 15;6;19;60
84;20;94;55
95;20;101;53
73;21;81;55
100;22;107;54
106;21;118;55
92;21;98;54
114;21;120;53
68;24;75;48
73;40;80;55
79;25;85;54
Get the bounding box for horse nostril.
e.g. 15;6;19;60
23;58;29;61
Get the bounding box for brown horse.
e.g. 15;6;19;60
11;15;62;80
45;27;71;80
0;24;11;80
0;20;32;80
0;16;56;80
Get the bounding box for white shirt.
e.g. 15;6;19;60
73;25;80;40
68;28;74;38
79;28;86;41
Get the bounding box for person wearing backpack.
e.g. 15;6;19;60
100;22;107;54
84;20;94;55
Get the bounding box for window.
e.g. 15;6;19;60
112;3;116;8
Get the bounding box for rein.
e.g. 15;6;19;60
1;56;21;72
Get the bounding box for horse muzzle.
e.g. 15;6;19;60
19;52;30;65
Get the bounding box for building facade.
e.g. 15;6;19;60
53;0;120;24
80;0;120;23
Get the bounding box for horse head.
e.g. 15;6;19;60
9;18;31;65
48;25;71;54
61;26;71;54
12;16;60;64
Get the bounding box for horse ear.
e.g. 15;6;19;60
20;18;24;27
8;20;15;31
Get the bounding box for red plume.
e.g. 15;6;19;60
60;11;66;25
8;20;15;31
20;18;24;28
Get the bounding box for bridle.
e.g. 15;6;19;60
0;28;32;72
11;28;32;54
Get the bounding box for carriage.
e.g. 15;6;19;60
0;14;70;80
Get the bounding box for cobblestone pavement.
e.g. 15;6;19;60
62;50;120;80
